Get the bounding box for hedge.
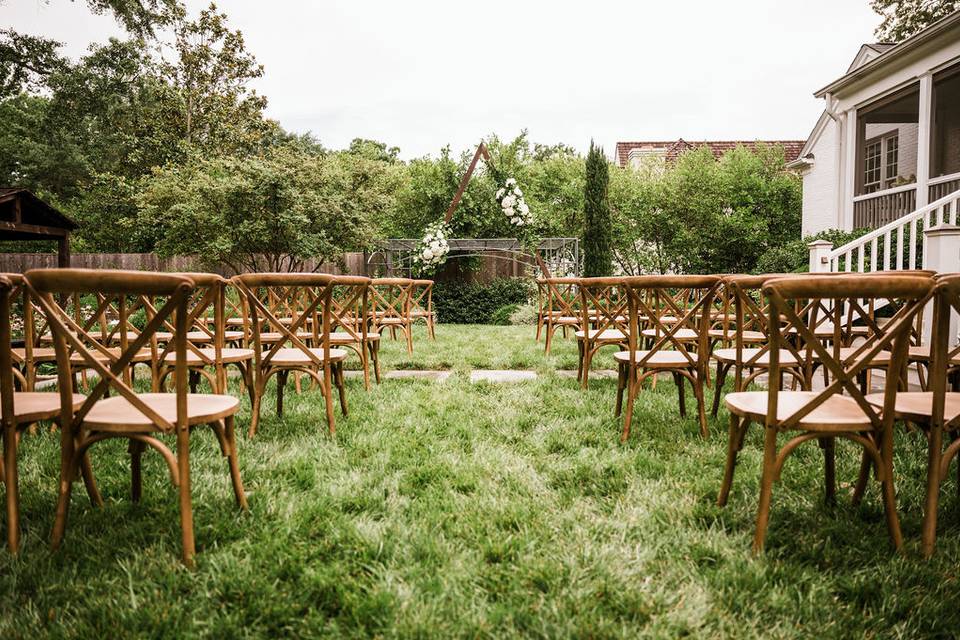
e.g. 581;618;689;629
432;278;532;324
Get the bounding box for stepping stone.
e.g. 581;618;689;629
470;370;537;383
555;369;619;379
385;370;451;382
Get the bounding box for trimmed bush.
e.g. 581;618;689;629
491;304;520;326
433;278;532;324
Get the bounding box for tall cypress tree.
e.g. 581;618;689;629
583;140;613;277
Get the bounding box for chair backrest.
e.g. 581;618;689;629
577;277;628;335
543;277;582;322
623;275;721;371
930;274;960;425
26;268;196;433
763;274;934;431
148;273;229;367
369;278;413;325
0;275;17;427
232;273;336;369
329;276;373;343
411;279;434;316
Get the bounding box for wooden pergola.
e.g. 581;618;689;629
0;189;76;268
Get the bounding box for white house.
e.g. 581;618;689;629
790;11;960;237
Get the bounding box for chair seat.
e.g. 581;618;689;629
83;393;239;431
377;317;409;325
4;392;86;423
707;329;766;342
259;331;315;343
11;347;57;363
154;330;245;343
330;331;380;343
641;328;699;340
550;316;581;325
163;348;255;365
574;328;626;340
864;391;960;424
712;347;801;366
614;350;695;368
725;391;873;431
410;310;433;318
787;324;871;338
265;348;348;366
808;346;891;366
905;345;959;364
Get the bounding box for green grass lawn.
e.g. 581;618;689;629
2;325;959;638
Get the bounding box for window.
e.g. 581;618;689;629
864;140;881;192
884;134;899;188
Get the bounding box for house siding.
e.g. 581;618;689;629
801;120;840;236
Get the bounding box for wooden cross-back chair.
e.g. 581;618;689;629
3;272;51;391
327;276;378;390
576;277;628;388
26;268;246;567
153;274;255;402
709;274;809;417
410;279;436;340
1;275;94;553
718;273;934;554
369;278;415;354
617;275;721;440
864;273;960;557
233;273;349;438
542;277;582;355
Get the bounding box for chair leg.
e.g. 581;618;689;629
323;363;336;436
693;377;708;438
51;432;78;551
544;325;554;356
276;370;288;418
361;341;371;391
879;431;904;551
371;341;381;384
4;425;20;553
248;379;263;438
711;362;728;418
675;372;687;418
921;425;943;558
129;439;145;503
336;363;348;416
615;363;626;417
176;431;196;567
752;427;778;554
819;437;836;506
621;376;639;443
224;415;248;510
852;450;872;506
717;413;744;507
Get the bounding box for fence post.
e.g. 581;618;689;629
807;239;833;273
923;224;960;346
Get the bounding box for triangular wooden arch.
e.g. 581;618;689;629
442;142;552;277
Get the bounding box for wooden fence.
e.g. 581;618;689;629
0;252;524;283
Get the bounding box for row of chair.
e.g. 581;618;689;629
537;272;960;555
0;270;435;565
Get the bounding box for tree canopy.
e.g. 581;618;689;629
871;0;960;41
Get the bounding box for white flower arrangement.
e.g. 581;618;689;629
496;177;532;227
413;221;451;273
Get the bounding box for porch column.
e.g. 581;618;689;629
922;224;960;344
916;72;933;210
808;239;833;273
843;108;857;230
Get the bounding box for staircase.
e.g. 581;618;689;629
812;189;960;274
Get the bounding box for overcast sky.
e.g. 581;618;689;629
3;0;880;159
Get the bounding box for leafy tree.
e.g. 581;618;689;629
582;141;613;277
139;144;399;272
871;0;960;42
348;138;400;163
0;30;66;97
161;2;271;154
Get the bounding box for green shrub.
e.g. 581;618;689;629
433;278;532;324
508;303;537;325
754;228;871;274
491;304;520;325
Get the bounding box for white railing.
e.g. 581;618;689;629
823;188;960;273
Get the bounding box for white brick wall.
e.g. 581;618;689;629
801;121;840;236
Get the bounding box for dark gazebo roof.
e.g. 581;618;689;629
0;188;76;267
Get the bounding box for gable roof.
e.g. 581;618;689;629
846;43;897;72
615;139;805;167
0;188;78;235
815;9;960;98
